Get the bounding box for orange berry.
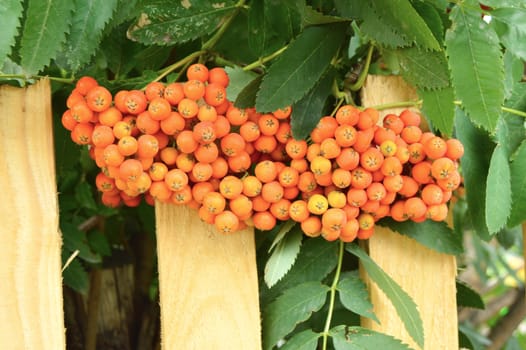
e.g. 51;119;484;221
75;76;98;95
273;106;292;120
204;83;227;106
431;157;456;180
159;147;178;166
424;136;447;159
340;219;359;242
183;79;206;100
149;162;168;182
240;121;261;142
164;82;185;105
103;144;124;167
404;197;427;219
258;114;280;136
213;115;231;138
243;176;263;197
148;97;172;121
332;168;352;189
285;139;308;159
426;203;449;221
408;143;426;164
310;155;332;176
203;191;226;214
436;170;461;191
278;166;299;188
92;125;115;148
307;193;329;215
301;216;322;237
70;102;94;123
336;148;360;171
401;126;423;144
411;161;433;184
112;120;132;139
221;133;246;157
391;200;408;222
270;198;291;221
228;150;251;173
123;90;147;115
311;116;338;143
399;109;421;126
421;184;444;205
187;63;209;82
347;188;367;208
176;130;198;154
253;211;276;231
219;176;244;199
85;86;112;112
398;175;419;197
320;138;341;159
226;106;248;126
289;200;309;222
357;110;376;130
194;142;219;164
360;147;384;172
380;156;402;176
350;167;373;189
252;195;271;212
357;213;375;230
366;182;387;201
230;194;254;219
357;228;375;240
193;121;217;144
290;158;308;173
211;156;229;179
334;124;357;147
164;169;188;191
335;105;360;125
322;208;347;232
137;134;159;158
298;171;317;193
192;162;213;182
353;128;375;153
95;172;115;192
445;139;464;160
214;210;240;234
261;181;284;203
383;174;404;193
383;114;404;134
208;67;229;87
98;107;123;127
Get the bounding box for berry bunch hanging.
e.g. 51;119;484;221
62;65;463;242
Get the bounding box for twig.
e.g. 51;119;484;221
486;288;526;350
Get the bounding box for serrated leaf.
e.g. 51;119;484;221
0;0;23;65
395;47;449;90
485;144;512;234
248;0;280;57
65;0;118;71
370;0;441;50
62;251;89;294
264;226;303;288
481;0;526;8
346;244;424;348
338;271;378;322
291;67;335;140
330;326;413;350
456;280;485;309
413;0;444;44
304;5;347;25
269;220;297;253
507;141;526;227
455;108;493;240
20;0;74;74
225;66;257;102
87;230;111;257
338;0;409;48
263;281;329;349
378;218;463;255
234;74;263;108
61;222;101;264
75;181;98;211
503;50;524;99
280;329;320;350
502;83;526;155
127;0;237;45
491;8;526;61
255;23;346;113
261;237;339;304
419;86;455;136
445;6;504;132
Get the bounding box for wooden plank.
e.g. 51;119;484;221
360;75;458;350
155;203;262;349
0;79;65;350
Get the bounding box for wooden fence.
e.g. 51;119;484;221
0;76;459;349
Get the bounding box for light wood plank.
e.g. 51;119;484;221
360;75;458;350
0;79;65;350
155;203;261;350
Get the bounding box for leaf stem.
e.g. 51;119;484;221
454;100;526;118
321;241;345;350
202;0;246;50
368;100;422;111
347;44;374;92
243;45;289;71
0;74;75;84
152;50;206;83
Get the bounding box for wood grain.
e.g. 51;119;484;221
360;75;458;350
0;79;65;350
155;203;262;349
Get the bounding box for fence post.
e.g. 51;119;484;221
360;75;458;349
0;79;65;349
155;202;262;349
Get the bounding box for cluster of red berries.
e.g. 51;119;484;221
62;65;463;242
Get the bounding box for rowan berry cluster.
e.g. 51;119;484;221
62;65;463;242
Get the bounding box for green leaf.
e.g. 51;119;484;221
0;0;23;65
338;271;378;322
445;6;504;132
255;23;346;112
346;244;424;348
268;220;297;253
491;8;526;61
503;50;524;99
395;47;449;90
225;66;257;102
234;74;263;109
501;83;526;155
456;280;485;309
261;237;339;304
337;0;410;48
264;226;303;288
485;144;512;234
370;0;441;50
127;0;237;45
419;86;455;136
481;0;526;8
75;181;98;211
61;222;101;264
378;218;463;255
303;5;347;26
280;329;320;350
62;251;89;294
20;0;74;74
508;141;526;227
412;0;444;44
291;67;335;140
65;0;119;71
330;326;413;350
248;0;280;57
455;108;493;240
87;230;111;257
263;281;329;349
